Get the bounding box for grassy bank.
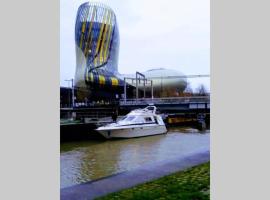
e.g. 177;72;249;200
96;162;210;200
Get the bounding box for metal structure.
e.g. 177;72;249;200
148;74;210;79
135;72;145;100
123;72;154;103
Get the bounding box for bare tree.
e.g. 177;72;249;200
195;84;208;96
184;82;193;96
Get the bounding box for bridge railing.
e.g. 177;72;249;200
119;96;210;106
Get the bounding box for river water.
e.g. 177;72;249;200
60;127;210;188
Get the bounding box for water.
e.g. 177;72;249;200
60;127;210;188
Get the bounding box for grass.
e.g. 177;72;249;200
95;162;210;200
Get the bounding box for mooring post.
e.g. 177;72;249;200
136;72;138;102
124;77;126;104
143;78;146;98
151;80;154;101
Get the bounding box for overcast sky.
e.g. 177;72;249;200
61;0;210;91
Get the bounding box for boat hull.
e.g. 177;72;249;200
96;124;167;139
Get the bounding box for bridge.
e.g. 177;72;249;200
120;96;209;106
61;96;209;120
119;96;210;113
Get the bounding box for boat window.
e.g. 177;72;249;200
134;117;145;123
122;116;136;122
144;117;153;123
120;116;127;121
146;106;154;111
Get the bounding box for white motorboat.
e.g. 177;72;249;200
96;106;167;139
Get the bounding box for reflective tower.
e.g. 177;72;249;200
74;2;122;99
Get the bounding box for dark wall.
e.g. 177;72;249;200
60;87;73;108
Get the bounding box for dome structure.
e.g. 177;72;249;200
121;68;187;97
144;68;187;97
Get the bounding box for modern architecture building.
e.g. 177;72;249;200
74;2;187;101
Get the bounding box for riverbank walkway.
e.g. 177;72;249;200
61;149;210;200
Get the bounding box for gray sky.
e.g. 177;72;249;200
61;0;210;91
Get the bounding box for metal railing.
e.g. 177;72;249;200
75;111;114;119
119;96;210;106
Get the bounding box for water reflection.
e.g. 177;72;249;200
61;127;210;188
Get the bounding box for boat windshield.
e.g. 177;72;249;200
118;115;145;125
121;116;136;122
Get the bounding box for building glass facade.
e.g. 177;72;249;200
74;2;122;92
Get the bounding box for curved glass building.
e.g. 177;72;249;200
74;2;123;100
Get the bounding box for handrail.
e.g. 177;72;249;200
121;96;209;100
119;96;210;105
